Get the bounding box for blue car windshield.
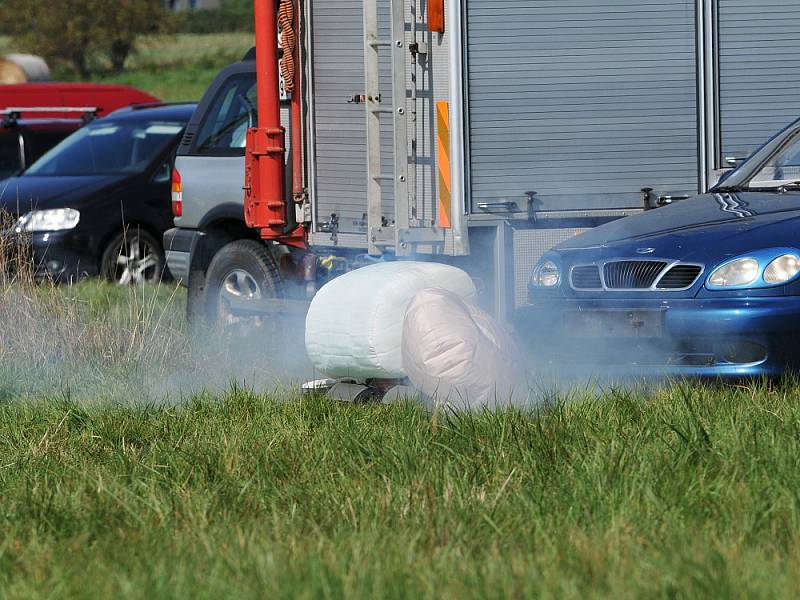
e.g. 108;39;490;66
715;119;800;191
25;120;184;176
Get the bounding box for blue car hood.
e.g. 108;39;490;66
557;191;800;262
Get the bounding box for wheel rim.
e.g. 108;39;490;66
217;268;264;325
221;268;262;301
114;235;159;284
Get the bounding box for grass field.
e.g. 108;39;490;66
2;360;800;598
0;276;799;597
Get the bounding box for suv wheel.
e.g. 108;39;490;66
101;229;165;284
202;240;282;329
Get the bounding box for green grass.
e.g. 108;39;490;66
94;33;254;102
3;281;800;596
2;279;800;600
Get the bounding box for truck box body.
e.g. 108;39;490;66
300;0;800;313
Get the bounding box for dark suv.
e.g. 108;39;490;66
0;108;93;180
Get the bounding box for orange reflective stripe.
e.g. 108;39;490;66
436;101;451;229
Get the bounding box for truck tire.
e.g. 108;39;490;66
202;239;283;329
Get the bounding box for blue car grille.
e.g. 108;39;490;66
570;265;603;289
656;264;703;289
568;261;704;291
603;261;666;289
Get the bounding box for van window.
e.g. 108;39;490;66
0;133;22;180
24;130;71;166
195;75;257;156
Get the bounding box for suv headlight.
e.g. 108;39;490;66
706;248;800;289
531;259;560;288
15;208;80;233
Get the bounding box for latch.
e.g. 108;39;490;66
318;213;339;244
409;41;428;55
477;200;518;212
349;94;382;104
642;187;690;210
525;191;538;223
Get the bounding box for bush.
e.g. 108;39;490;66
174;0;254;33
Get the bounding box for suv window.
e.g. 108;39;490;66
195;74;257;156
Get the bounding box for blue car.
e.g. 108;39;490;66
518;118;800;378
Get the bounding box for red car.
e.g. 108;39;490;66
0;83;159;118
0;83;161;180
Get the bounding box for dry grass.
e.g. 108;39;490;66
0;255;186;369
0;218;195;400
0;217;310;404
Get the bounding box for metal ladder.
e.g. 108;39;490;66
362;0;446;256
362;0;409;255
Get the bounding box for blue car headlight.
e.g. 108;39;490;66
531;258;561;288
706;248;800;290
764;254;800;284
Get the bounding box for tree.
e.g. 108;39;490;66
97;0;166;73
5;0;167;78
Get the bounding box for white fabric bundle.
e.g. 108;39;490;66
305;261;477;379
401;288;525;410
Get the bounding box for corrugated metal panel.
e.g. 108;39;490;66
466;0;699;212
718;0;800;162
310;0;395;234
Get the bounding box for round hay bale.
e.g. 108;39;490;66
0;59;27;84
0;54;50;83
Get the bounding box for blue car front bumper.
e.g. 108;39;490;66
514;295;800;377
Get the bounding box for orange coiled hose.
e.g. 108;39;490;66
278;0;295;93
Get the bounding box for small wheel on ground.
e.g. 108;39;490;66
101;228;166;285
202;239;283;329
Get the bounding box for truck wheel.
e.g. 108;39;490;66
101;229;166;284
202;239;282;328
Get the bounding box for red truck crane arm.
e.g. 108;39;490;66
244;0;306;249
